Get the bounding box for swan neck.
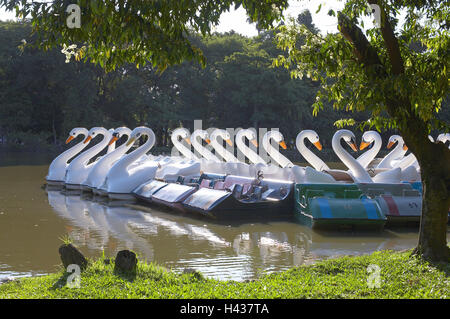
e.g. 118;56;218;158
332;132;372;182
73;131;111;167
191;133;218;162
236;132;265;164
263;133;292;168
296;133;329;171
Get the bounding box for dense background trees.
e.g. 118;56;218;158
0;17;378;159
1;17;448;159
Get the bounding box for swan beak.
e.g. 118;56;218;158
225;139;233;146
403;144;408;151
387;141;395;149
108;136;119;146
205;138;211;144
83;136;93;144
359;141;371;150
65;136;75;144
185;138;191;145
126;137;136;146
348;142;358;152
279;141;287;150
250;139;258;147
313;141;322;151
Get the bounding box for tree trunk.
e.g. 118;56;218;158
406;133;450;262
337;9;449;262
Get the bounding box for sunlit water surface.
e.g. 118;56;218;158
0;153;447;282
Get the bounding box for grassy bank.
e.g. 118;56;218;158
0;250;448;299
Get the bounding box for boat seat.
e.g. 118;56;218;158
189;177;201;184
242;183;253;195
214;181;226;190
209;179;223;188
223;176;254;190
261;188;275;200
252;186;264;201
231;184;243;199
176;175;185;184
199;179;211;189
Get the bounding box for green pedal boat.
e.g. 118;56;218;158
295;183;387;231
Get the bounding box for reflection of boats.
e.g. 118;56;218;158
45;188;426;281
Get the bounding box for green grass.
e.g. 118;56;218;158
0;250;448;299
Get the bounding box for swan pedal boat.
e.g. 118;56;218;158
181;175;294;220
294;182;425;229
295;183;387;231
356;183;423;226
133;173;294;220
132;173;226;213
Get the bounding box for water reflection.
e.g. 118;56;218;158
45;189;426;281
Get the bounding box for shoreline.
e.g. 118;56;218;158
0;249;448;299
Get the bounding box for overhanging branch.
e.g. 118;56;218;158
367;0;405;75
337;12;385;73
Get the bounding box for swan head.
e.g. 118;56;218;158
264;130;287;149
83;127;110;144
387;135;404;149
237;128;258;146
65;127;89;144
108;127;131;146
334;129;358;152
211;129;233;146
171;127;191;144
360;131;381;150
437;133;450;144
298;130;322;150
126;126;154;146
191;129;211;144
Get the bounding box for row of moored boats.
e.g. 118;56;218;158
46;126;450;230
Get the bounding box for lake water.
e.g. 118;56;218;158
0;153;446;282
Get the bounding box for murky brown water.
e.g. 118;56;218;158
0;154;447;281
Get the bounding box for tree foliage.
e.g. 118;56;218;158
275;1;449;134
0;19;358;157
0;0;288;72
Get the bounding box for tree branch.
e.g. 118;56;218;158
367;0;405;75
337;12;384;72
